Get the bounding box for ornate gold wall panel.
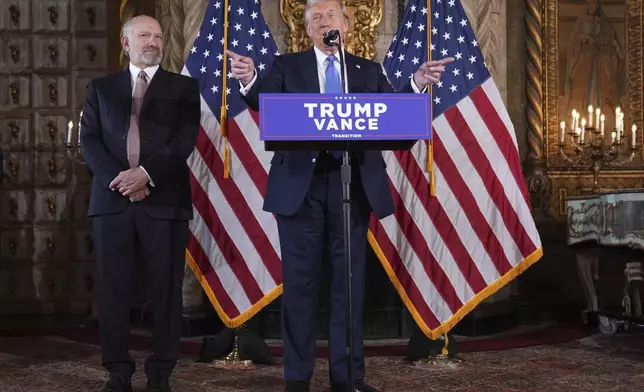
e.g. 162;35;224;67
280;0;383;59
543;0;643;167
525;0;644;221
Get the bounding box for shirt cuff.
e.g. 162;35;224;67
140;166;154;187
410;77;428;94
239;70;258;96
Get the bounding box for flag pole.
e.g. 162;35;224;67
426;0;435;197
220;0;231;179
427;0;452;359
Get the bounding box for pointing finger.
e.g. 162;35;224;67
225;50;241;60
438;56;455;65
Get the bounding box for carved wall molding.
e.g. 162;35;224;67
280;0;383;59
155;0;185;72
182;0;208;62
627;0;643;153
524;0;544;164
461;0;506;103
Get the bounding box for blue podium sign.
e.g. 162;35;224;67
258;93;431;141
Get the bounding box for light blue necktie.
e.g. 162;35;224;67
325;55;342;94
325;55;343;160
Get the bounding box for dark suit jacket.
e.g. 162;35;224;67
241;48;415;219
80;67;200;220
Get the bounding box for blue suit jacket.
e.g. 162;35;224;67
241;48;415;219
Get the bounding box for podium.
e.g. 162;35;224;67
259;92;432;390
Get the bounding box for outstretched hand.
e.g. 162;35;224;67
413;57;455;90
226;50;255;86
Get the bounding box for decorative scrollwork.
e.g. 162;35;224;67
8;160;18;182
46;237;55;255
9;4;20;27
525;0;544;164
47;159;56;180
9;43;19;63
46;196;56;217
47;120;57;142
8;238;17;255
86;45;97;63
280;0;383;59
8;120;19;140
48;83;57;104
47;5;58;26
86;7;96;27
48;44;58;64
9;82;19;104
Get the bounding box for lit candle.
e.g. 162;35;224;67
560;121;566;143
600;114;605;136
616;107;621;129
595;108;601;130
588;105;593;127
580;126;585;144
612;131;616;144
67;120;73;144
581;117;586;130
632;124;637;146
78;111;83;144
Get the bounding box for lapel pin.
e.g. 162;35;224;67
356;64;361;69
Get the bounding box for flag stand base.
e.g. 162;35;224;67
418;353;465;365
213;331;254;368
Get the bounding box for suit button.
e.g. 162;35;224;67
312;158;316;163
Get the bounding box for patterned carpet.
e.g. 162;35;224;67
1;331;644;392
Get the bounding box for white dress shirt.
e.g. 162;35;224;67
239;45;426;95
128;63;157;187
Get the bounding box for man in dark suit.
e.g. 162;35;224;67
228;0;453;391
80;15;200;392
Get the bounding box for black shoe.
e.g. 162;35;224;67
146;377;172;392
284;380;310;392
331;380;379;392
101;373;132;392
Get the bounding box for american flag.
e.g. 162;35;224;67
182;0;283;326
374;0;543;337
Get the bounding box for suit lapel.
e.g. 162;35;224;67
140;67;167;114
118;70;132;112
299;48;320;93
344;53;363;93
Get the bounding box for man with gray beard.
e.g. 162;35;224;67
79;15;200;392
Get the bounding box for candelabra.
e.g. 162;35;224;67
558;106;640;194
65;111;86;165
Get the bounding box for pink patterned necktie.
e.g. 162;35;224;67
127;70;149;168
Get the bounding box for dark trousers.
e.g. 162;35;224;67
277;154;371;384
93;204;188;379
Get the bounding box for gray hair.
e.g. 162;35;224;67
304;0;348;25
122;18;134;40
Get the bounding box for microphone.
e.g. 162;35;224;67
323;29;340;47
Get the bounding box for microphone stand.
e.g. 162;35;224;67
334;38;355;392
